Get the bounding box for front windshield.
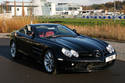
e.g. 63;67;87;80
35;25;78;38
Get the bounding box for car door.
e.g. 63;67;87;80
21;25;35;56
29;38;46;60
19;25;44;58
16;27;29;55
27;27;48;60
17;25;34;56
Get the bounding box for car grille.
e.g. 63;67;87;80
79;49;109;59
78;53;96;59
78;49;109;59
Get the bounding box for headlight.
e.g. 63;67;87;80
71;50;79;58
62;48;79;58
62;48;72;57
106;45;115;53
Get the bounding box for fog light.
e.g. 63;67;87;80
71;63;75;66
58;58;63;61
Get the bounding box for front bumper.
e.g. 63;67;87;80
56;53;117;72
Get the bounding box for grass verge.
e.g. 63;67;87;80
0;17;125;41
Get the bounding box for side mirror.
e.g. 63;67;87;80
73;29;77;33
27;31;32;35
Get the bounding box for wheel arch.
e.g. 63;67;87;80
10;39;17;48
42;46;60;59
10;39;14;46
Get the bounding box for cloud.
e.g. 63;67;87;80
1;0;122;5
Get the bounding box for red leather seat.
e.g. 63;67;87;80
45;31;54;37
39;32;44;38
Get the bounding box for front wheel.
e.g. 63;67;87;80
43;50;57;74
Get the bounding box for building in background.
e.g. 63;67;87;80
55;3;82;16
80;9;105;16
32;0;82;16
32;0;56;16
0;1;36;17
0;0;82;17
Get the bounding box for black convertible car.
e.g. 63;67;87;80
10;24;117;73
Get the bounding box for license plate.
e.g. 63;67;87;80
106;55;116;62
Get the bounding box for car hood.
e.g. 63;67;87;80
51;36;108;52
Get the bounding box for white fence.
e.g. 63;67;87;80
0;13;12;18
82;15;125;19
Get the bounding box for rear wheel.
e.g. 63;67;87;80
10;41;19;59
43;50;57;74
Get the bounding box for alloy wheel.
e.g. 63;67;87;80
44;51;55;73
10;42;16;58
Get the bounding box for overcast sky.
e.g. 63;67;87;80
0;0;124;5
48;0;114;5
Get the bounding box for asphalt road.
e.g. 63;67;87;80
0;38;125;83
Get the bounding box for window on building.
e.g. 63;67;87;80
69;7;72;10
17;8;19;11
8;7;11;12
64;12;68;15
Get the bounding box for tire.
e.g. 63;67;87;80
10;41;19;60
43;50;57;74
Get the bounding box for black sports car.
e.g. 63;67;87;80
10;24;117;73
